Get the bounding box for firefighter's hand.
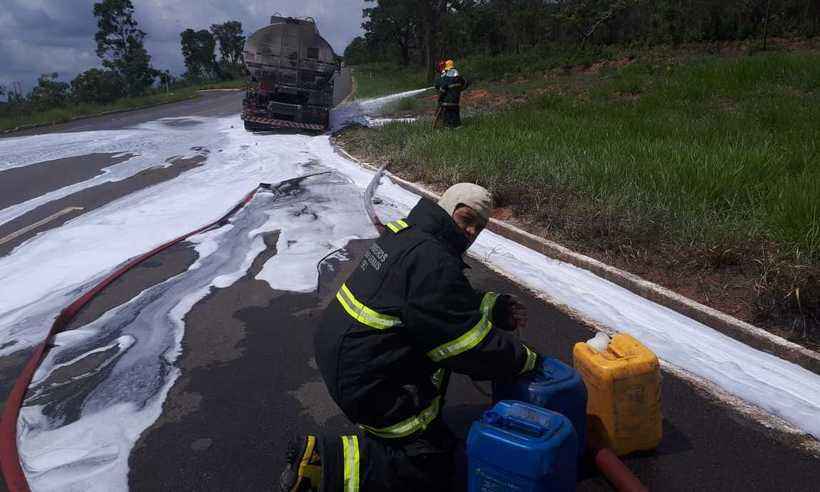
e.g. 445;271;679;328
493;294;528;331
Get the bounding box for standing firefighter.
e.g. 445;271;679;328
280;184;541;491
435;60;469;128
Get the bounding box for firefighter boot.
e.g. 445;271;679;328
279;435;323;492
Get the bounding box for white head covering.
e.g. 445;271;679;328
437;183;493;221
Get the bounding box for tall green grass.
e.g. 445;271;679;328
352;63;430;99
357;52;820;257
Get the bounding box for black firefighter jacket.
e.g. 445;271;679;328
315;198;538;440
435;71;469;107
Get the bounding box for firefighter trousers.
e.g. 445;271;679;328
320;419;456;492
442;106;462;128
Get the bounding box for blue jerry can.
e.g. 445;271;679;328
492;357;587;455
467;401;578;492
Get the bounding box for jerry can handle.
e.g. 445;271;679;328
484;411;545;437
530;359;552;381
608;344;631;359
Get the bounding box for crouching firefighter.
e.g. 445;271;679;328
279;183;541;491
435;60;469;128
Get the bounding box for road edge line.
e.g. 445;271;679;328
332;144;820;375
0;207;84;246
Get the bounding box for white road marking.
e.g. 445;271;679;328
0;206;84;246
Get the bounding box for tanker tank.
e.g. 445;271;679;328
242;16;340;132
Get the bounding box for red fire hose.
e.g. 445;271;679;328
591;445;649;492
0;186;261;492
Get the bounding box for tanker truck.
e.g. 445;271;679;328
242;16;340;132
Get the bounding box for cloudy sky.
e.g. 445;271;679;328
0;0;367;92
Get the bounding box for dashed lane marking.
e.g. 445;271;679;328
0;206;84;246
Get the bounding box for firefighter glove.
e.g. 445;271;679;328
493;294;528;331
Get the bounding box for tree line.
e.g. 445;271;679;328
345;0;820;71
1;0;247;115
180;21;245;82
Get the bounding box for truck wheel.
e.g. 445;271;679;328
244;121;262;132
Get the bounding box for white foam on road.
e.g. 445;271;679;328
4;87;819;491
330;88;431;131
471;232;820;439
0;91;414;358
19;180;374;491
0;116;295;356
366;117;418;127
0;131;136;172
316;151;820;441
0;118;214;227
2;93;400;490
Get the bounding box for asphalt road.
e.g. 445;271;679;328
115;238;817;492
1;80;819;491
4;91;244;138
0;69;354;256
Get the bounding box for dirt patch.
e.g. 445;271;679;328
462;89;526;113
491;207;514;221
462;89;492;102
580;56;635;75
418;88;527;116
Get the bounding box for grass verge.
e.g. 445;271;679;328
197;79;247;91
342;48;820;348
352;63;430;99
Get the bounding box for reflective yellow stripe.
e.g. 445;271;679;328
386;219;409;233
336;283;401;330
480;292;499;317
426;292;498;362
297;435;317;478
361;397;441;439
431;368;447;390
342;436;360;492
520;345;538;374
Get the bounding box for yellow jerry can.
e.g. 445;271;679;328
572;332;662;456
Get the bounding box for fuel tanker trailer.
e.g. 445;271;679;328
242;16;340;132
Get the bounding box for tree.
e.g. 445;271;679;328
4;82;25;104
93;0;156;96
71;69;123;104
363;0;419;66
180;29;219;81
352;0;820;67
343;36;371;65
417;0;455;78
157;70;176;91
210;21;245;65
29;73;70;109
359;0;455;76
